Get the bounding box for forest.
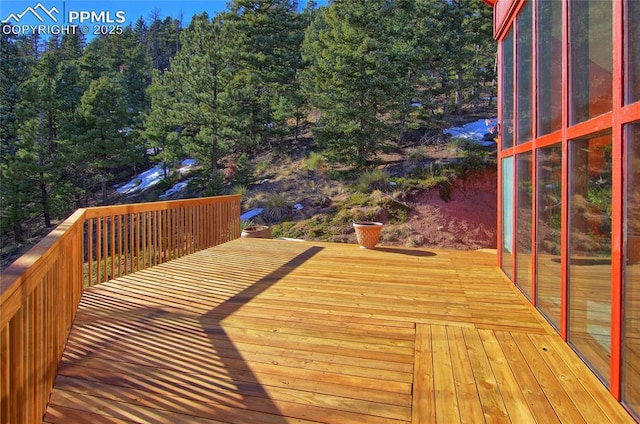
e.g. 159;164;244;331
0;0;495;251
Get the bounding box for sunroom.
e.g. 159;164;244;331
490;0;640;420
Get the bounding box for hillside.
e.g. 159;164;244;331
1;116;497;270
234;133;497;250
126;116;498;250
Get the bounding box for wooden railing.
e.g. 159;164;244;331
84;196;241;286
0;195;241;423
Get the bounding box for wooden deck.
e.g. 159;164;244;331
44;239;635;423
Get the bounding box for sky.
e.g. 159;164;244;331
1;1;327;37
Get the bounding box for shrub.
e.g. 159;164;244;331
232;184;248;196
342;192;370;207
407;146;428;162
232;153;255;186
331;207;375;225
302;152;327;174
240;219;255;231
271;221;300;239
255;159;271;175
405;234;426;248
354;169;389;193
262;193;290;223
380;224;413;242
327;168;360;181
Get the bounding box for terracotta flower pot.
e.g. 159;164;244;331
241;225;272;239
353;221;384;249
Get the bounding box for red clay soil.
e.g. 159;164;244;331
408;167;497;250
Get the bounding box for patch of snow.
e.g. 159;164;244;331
241;208;264;221
159;179;192;199
444;118;497;147
115;158;197;196
116;164;165;195
178;159;197;175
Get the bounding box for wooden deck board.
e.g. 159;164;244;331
46;239;635;423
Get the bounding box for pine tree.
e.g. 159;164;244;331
418;0;494;115
1;27;36;243
222;0;305;150
301;0;405;166
71;75;131;203
157;13;233;192
144;69;185;177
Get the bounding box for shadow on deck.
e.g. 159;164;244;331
44;239;634;423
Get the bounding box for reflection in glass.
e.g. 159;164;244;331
570;0;612;124
516;1;532;144
516;2;533;144
501;31;514;150
627;0;640;104
623;124;640;417
516;153;532;298
537;0;562;135
502;157;514;278
568;133;612;385
536;144;563;330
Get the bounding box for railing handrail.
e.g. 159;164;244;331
83;194;241;218
0;195;242;322
0;194;242;423
0;208;86;329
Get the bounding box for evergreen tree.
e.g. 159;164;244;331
144;69;185;176
222;0;305;150
301;0;404;166
418;0;494;115
71;75;131;203
18;51;65;228
1;27;35;243
147;16;182;70
157;13;232;191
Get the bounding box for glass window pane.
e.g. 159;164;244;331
568;132;612;385
623;123;640;416
502;156;514;278
516;153;533;298
516;1;533;144
537;0;562;135
501;31;514;150
626;0;640;104
536;144;563;330
569;0;612;124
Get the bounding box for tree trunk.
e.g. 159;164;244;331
13;221;24;244
455;66;464;115
101;174;108;204
40;170;51;227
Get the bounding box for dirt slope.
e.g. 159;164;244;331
406;167;497;250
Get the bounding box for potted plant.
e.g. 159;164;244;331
353;221;384;249
240;220;272;239
241;225;272;238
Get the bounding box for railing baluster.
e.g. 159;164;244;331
87;219;93;287
118;215;123;278
110;217;116;281
96;218;102;285
148;211;153;267
102;217;108;283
